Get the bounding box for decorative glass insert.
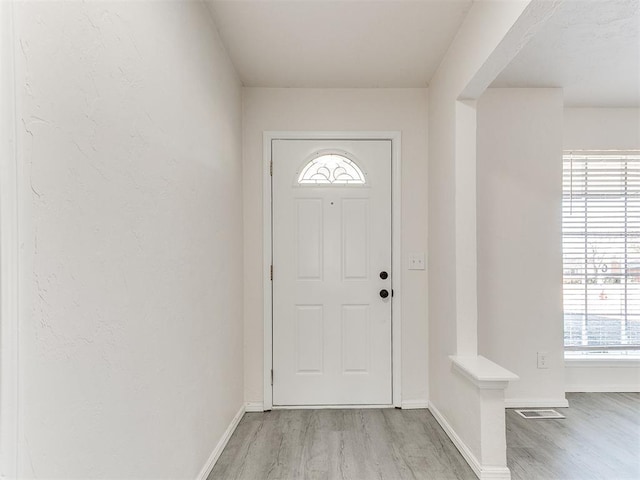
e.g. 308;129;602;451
298;154;366;185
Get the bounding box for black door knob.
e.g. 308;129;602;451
380;289;389;299
380;271;388;280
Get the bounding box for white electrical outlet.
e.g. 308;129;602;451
409;253;425;270
537;351;549;369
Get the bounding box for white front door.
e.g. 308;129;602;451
272;139;392;406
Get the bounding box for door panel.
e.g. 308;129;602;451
296;199;323;280
295;305;323;373
342;199;369;280
341;304;370;373
272;139;392;406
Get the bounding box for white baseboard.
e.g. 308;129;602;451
565;384;640;393
197;405;245;480
401;399;429;409
429;402;511;480
504;398;569;408
245;402;265;412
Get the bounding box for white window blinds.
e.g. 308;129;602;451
562;153;640;352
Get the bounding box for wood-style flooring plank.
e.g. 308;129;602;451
507;392;640;480
209;393;640;480
208;408;476;480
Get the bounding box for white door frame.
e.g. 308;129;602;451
263;131;402;410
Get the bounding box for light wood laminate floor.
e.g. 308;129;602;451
507;392;640;480
209;393;640;480
208;408;476;480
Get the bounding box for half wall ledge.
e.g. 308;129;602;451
450;355;519;389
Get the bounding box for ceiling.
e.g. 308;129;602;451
205;0;472;88
205;0;640;107
492;0;640;107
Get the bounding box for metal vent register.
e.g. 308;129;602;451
515;409;565;419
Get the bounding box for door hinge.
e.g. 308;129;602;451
270;265;273;281
270;369;274;386
270;161;273;176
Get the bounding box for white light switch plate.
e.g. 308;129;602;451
409;253;425;270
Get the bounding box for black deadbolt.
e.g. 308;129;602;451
380;289;389;299
379;271;388;280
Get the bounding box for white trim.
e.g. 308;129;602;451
429;402;511;480
0;1;18;477
263;131;402;409
504;398;569;409
565;358;640;368
272;404;394;410
565;384;640;393
196;405;245;480
401;400;429;410
390;133;402;408
563;149;640;156
245;402;264;413
262;133;273;410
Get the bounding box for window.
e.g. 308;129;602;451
562;153;640;355
298;154;366;185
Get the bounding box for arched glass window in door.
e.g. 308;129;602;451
297;154;366;185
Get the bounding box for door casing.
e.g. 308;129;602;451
262;131;402;410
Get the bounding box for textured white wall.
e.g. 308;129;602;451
564;107;640;393
477;88;566;407
13;2;243;478
242;88;429;407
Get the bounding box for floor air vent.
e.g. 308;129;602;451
515;409;565;419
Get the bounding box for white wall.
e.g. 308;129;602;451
13;2;244;477
427;0;533;466
565;360;640;392
477;88;567;407
564;107;640;393
242;88;429;407
428;0;531;415
564;108;640;152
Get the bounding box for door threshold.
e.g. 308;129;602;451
272;404;395;410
